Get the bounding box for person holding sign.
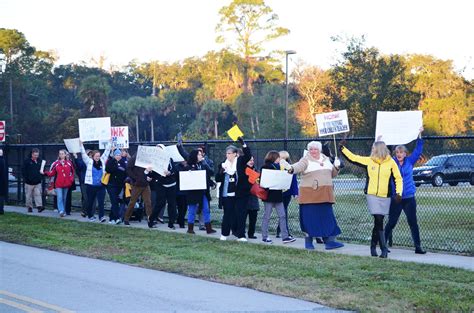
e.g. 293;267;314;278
0;149;7;215
260;151;296;244
340;139;403;258
22;148;45;213
285;141;343;250
215;137;252;241
384;128;426;254
43;150;75;217
80;141;111;223
105;149;127;224
277;151;298;239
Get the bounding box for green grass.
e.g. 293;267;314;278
1;213;473;312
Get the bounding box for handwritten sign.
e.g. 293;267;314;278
260;169;293;190
135;145;169;176
78;117;111;142
375;111;423;145
63;138;81;153
179;170;207;190
165;145;185;162
99;126;129;149
316;110;350;136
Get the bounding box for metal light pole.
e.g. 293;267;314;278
285;50;296;145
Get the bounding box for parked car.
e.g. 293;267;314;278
8;167;16;181
413;153;474;187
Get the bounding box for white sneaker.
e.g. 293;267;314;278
115;219;122;225
108;220;116;224
237;237;248;242
220;235;227;241
100;217;107;223
88;217;96;222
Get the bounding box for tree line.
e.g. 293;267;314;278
1;0;472;144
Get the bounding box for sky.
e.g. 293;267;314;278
1;0;473;79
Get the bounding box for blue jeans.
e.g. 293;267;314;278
187;196;210;224
86;185;106;219
385;197;421;247
55;188;68;214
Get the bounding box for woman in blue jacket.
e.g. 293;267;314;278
385;128;426;254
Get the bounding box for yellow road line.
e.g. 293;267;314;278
0;298;43;313
0;290;74;313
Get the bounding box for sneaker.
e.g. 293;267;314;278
124;221;130;226
168;224;175;230
282;237;296;244
220;235;227;241
80;212;87;218
115;219;122;225
199;225;206;231
237;237;248;242
108;220;116;224
415;247;427;254
38;207;45;213
27;207;33;213
248;235;257;239
89;217;96;222
262;238;273;244
59;212;65;218
100;217;107;223
157;217;164;224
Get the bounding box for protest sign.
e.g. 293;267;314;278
78;117;111;142
179;170;207;190
316;110;350;136
375;111;423;145
63;138;81;153
99;126;129;149
165;145;185;162
227;125;244;141
260;169;293;190
135;145;169;176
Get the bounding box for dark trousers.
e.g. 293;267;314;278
80;182;96;214
65;187;72;214
221;197;238;237
107;185;123;221
86;185;106;219
277;194;292;236
176;194;187;227
385;197;421;247
0;196;4;213
235;195;249;238
155;184;177;227
246;210;258;237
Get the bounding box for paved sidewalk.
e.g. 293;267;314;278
4;205;473;271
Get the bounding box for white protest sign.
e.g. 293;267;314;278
316;110;350;136
165;145;185;162
375;111;423;145
63;138;81;153
78;117;111;142
260;169;293;190
99;126;129;149
40;160;46;173
135;145;169;176
179;170;207;191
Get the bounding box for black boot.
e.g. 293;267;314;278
370;228;378;257
415;246;427;254
378;231;388;258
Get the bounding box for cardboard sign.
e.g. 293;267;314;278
375;111;423;145
164;145;185;162
0;121;5;142
260;169;293;190
99;126;129;149
63;138;81;153
179;170;207;190
78;117;112;142
227;125;244;141
245;167;260;184
135;145;169;176
316;110;350;136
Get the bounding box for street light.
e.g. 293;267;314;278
285;50;296;143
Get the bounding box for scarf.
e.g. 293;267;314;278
221;157;238;176
93;159;102;170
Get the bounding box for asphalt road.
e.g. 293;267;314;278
0;241;339;313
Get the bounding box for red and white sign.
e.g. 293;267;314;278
99;126;129;149
0;121;5;142
315;110;350;136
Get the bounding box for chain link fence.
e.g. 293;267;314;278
3;136;473;255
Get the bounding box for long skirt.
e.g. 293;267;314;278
299;203;341;238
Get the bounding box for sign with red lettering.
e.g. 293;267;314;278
315;110;350;136
99;126;129;149
0;121;5;142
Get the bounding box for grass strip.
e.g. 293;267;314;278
0;213;473;312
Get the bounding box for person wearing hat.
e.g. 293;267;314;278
105;148;127;224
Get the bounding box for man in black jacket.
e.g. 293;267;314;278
22;148;45;213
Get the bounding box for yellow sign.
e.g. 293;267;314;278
227;125;244;141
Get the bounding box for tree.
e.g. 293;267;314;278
294;65;337;136
78;75;111;117
216;0;289;122
403;54;471;135
331;37;420;136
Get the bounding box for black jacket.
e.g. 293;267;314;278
126;157;149;187
215;146;252;198
0;156;7;197
105;157;127;187
181;162;214;205
260;162;283;203
22;158;43;185
147;159;178;190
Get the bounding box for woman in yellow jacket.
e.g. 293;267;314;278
340;140;403;258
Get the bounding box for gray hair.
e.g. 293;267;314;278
225;145;238;154
394;145;408;154
307;141;322;151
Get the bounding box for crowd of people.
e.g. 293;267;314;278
13;130;428;257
